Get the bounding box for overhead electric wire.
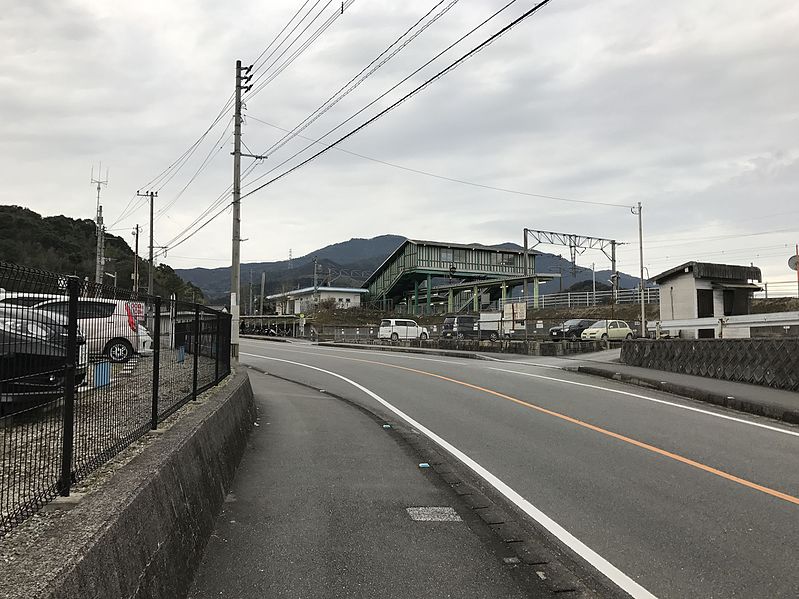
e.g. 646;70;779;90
241;0;522;194
249;0;315;75
112;3;328;231
157;1;554;256
241;0;555;201
247;0;356;100
249;115;632;209
152;117;235;225
246;0;334;93
264;0;458;157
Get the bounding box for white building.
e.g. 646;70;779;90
653;261;761;339
266;286;368;315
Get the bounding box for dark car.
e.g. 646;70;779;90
1;305;86;414
441;315;478;339
549;319;596;341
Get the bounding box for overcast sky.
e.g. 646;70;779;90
2;0;798;292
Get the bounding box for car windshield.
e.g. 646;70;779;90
563;319;582;326
379;320;391;327
443;318;455;324
590;320;608;328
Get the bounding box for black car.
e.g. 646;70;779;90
549;319;596;341
0;305;86;414
441;315;478;339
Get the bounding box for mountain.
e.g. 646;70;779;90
178;234;646;301
177;235;405;300
0;205;204;301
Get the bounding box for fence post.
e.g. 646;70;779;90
192;304;200;400
59;276;80;497
215;311;221;384
151;296;161;430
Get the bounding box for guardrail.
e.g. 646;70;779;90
656;311;799;337
503;287;660;309
0;261;231;534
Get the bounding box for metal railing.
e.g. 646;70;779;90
0;262;231;534
503;287;661;309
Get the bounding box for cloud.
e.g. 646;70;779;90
2;0;798;286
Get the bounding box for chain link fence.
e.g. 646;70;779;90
0;261;231;534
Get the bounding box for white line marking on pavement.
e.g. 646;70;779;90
241;351;659;599
239;339;473;366
489;367;799;438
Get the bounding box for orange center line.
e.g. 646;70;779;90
348;354;799;507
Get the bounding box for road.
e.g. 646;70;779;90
239;338;799;599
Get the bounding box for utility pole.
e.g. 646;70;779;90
633;202;646;337
260;271;266;315
230;60;260;358
249;269;254;315
591;262;596;306
137;191;157;295
92;166;108;284
132;225;140;294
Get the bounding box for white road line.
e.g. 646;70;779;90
241;351;659;599
489;367;799;438
239;339;474;366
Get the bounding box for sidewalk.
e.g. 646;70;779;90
575;361;799;424
188;373;577;598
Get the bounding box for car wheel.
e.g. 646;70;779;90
390;332;399;342
456;333;464;340
105;338;134;363
489;332;498;342
569;333;578;341
420;332;428;341
625;333;633;339
600;333;608;341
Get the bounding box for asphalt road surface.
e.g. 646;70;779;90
239;338;799;599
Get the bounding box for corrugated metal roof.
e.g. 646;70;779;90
653;261;762;284
266;286;368;300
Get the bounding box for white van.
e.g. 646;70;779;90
33;298;153;362
378;319;429;341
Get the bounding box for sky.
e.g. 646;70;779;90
1;0;798;295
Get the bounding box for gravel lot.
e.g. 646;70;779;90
1;348;223;534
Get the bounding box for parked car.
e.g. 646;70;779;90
441;315;478;339
1;305;87;413
549;319;596;341
33;298;153;363
580;320;634;341
378;318;429;341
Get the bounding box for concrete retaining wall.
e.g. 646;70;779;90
621;339;799;391
0;369;256;599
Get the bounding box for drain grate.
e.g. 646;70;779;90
406;507;462;522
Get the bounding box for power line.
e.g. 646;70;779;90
241;0;521;194
248;115;632;209
250;0;315;74
241;0;555;201
247;0;356;100
264;0;459;157
153;117;235;225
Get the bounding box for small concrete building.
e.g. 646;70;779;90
266;286;367;315
653;261;761;339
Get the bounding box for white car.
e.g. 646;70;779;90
580;320;634;341
378;318;429;341
33;298;153;362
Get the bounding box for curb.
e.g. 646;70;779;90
576;366;799;425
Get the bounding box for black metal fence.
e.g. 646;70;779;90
0;262;231;534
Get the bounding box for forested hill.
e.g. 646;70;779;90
0;205;204;301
